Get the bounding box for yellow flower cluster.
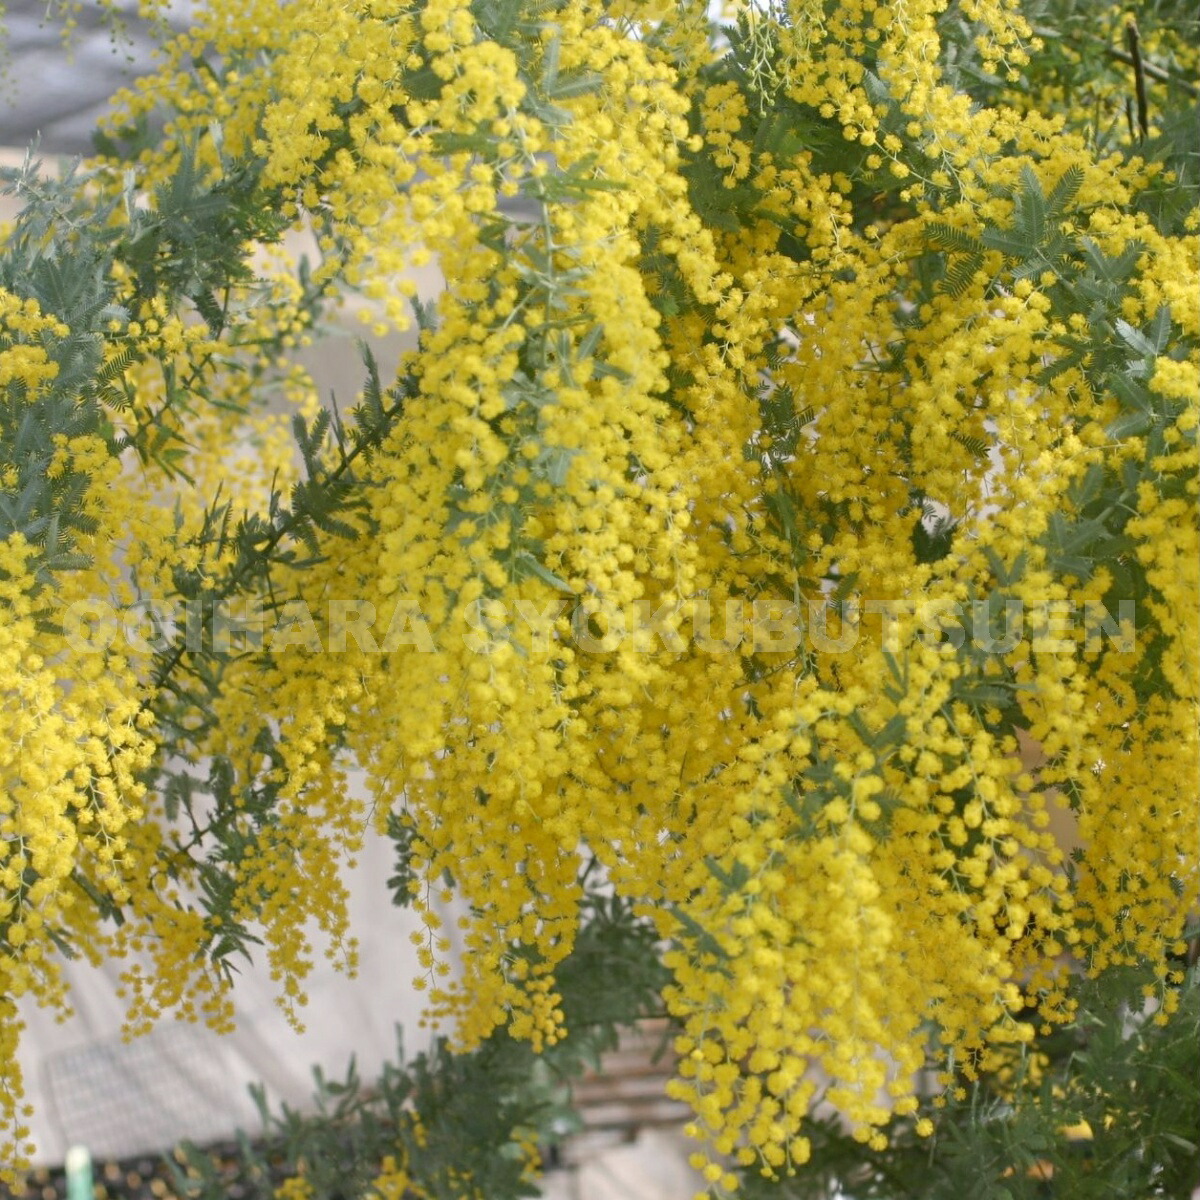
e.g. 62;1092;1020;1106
1;0;1195;1188
0;161;338;1174
0;495;157;1154
0;292;67;392
0;288;163;1160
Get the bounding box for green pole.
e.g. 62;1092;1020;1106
65;1145;92;1200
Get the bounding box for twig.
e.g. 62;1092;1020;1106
1125;20;1149;140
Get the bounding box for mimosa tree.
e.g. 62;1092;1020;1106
1;0;1196;1195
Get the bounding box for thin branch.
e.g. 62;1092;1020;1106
1126;20;1149;140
